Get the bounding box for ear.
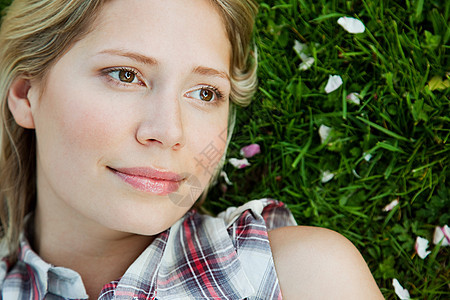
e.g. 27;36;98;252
7;76;37;129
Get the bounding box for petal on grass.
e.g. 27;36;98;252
337;17;365;34
240;143;261;158
229;158;250;169
415;236;431;259
299;57;315;71
321;170;335;183
319;125;332;144
346;92;361;105
393;279;410;300
364;153;373;162
383;199;399;212
352;169;362;178
220;171;232;185
325;75;343;94
433;225;450;246
293;40;308;58
293;40;315;71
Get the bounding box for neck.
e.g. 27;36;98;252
33;204;154;297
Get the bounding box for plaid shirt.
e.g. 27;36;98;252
0;199;296;299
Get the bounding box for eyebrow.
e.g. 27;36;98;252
98;49;230;82
98;49;158;66
192;66;230;82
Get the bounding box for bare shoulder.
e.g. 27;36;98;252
268;226;384;299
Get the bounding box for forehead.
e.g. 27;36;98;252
81;0;231;71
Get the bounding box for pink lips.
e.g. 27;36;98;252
110;167;184;195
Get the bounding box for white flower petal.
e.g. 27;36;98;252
293;40;307;57
319;125;332;144
220;171;233;185
240;143;261;158
299;57;315;71
364;153;373;162
433;225;450;246
415;236;431;259
325;75;343;94
383;199;399;212
321;170;335;183
228;158;250;169
346;92;361;105
294;40;315;70
393;279;410;300
337;16;365;34
352;169;362;178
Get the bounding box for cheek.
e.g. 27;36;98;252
34;84;122;169
187;108;229;183
61;105;118;152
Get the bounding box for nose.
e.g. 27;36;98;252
135;90;185;150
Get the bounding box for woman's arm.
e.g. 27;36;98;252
268;226;384;299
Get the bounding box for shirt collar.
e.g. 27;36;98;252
112;210;255;299
155;210;255;299
18;235;89;299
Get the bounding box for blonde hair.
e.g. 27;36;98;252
0;0;258;262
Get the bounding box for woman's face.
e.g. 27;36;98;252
29;0;231;235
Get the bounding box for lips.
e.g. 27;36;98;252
109;167;184;195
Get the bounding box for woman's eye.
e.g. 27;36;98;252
108;69;140;84
186;87;217;102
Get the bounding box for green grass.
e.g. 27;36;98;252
206;0;449;299
1;0;448;298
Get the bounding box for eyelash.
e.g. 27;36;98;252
102;67;145;87
101;67;226;106
185;85;225;107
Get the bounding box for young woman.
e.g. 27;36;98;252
0;0;384;298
